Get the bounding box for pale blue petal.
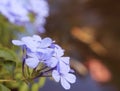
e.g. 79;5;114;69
43;48;54;60
45;57;58;67
54;45;64;57
33;35;41;41
29;0;49;17
21;36;38;52
61;77;70;90
59;61;70;74
25;57;39;68
64;73;76;84
0;0;29;24
70;69;75;73
37;48;53;54
34;15;46;26
52;70;60;82
27;52;38;58
39;37;52;48
0;0;8;4
61;57;70;65
27;45;37;52
37;48;54;60
12;40;24;46
21;36;33;43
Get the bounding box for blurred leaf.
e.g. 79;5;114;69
31;77;46;91
0;84;10;91
19;83;29;91
15;72;22;80
0;46;18;61
6;73;23;89
31;83;39;91
38;77;46;88
3;61;16;75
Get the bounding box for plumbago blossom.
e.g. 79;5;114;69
0;0;49;33
12;35;76;90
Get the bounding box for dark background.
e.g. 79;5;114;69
40;0;120;91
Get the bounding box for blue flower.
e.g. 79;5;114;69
33;15;46;33
12;35;41;52
45;44;76;89
25;53;40;68
45;44;70;71
0;0;49;32
12;35;54;68
28;0;49;17
52;70;76;90
12;35;53;52
12;35;76;88
25;47;54;68
0;0;29;25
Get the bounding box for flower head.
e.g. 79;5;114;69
0;0;49;32
0;0;29;25
52;70;76;90
12;35;54;68
12;35;41;52
45;44;76;89
45;44;70;71
12;35;76;89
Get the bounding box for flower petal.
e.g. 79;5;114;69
25;57;39;68
12;40;24;46
64;73;76;84
39;37;52;48
61;77;70;90
45;57;58;67
59;61;70;74
21;36;33;43
54;45;64;57
52;70;60;82
37;48;54;60
27;52;37;58
43;48;54;60
21;36;38;52
33;35;41;41
61;57;70;65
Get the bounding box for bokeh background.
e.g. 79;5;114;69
0;0;120;91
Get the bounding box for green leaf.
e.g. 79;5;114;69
15;72;22;79
0;47;17;61
3;61;16;75
0;84;10;91
31;77;46;91
38;77;46;88
19;83;29;91
31;83;39;91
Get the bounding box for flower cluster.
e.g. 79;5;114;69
0;0;29;24
0;0;49;33
12;35;76;90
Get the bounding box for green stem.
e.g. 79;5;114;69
0;79;16;82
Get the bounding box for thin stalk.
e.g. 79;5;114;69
0;79;16;82
33;67;55;79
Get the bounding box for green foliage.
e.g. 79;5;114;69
0;45;18;79
0;15;24;90
19;83;29;91
0;46;18;80
0;15;25;47
0;46;17;61
31;78;46;91
3;61;16;76
38;77;46;88
0;14;46;91
0;84;10;91
31;83;39;91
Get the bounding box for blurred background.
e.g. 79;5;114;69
0;0;120;91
